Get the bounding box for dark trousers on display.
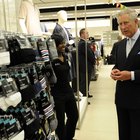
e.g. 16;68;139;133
79;71;92;96
116;106;140;140
53;93;78;140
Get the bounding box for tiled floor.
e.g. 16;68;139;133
74;65;119;140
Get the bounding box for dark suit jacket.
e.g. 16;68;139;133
52;23;73;45
114;36;140;109
110;41;120;64
78;39;95;73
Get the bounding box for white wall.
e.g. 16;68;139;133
0;0;7;30
0;0;22;32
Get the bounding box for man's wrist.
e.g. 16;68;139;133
131;71;135;80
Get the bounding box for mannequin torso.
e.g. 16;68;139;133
53;10;74;45
19;0;42;35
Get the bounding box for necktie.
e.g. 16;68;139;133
127;38;133;57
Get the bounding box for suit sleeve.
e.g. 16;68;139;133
79;41;95;65
66;28;74;40
134;70;140;83
87;44;96;65
52;25;59;35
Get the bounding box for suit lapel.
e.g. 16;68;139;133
126;35;140;65
119;39;127;60
129;35;140;56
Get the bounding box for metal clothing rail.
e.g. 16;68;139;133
74;0;88;129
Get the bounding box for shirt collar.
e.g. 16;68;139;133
80;38;87;41
127;29;140;41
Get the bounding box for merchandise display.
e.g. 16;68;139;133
0;0;109;137
0;34;10;66
0;32;59;140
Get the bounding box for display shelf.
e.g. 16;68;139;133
103;31;119;47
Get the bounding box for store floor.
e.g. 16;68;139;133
74;65;119;140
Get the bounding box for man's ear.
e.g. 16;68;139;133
135;18;139;25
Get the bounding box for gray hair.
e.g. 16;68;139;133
116;8;138;21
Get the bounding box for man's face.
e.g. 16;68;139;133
82;30;89;40
118;14;138;38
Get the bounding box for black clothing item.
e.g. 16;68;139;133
51;54;78;140
110;41;120;64
71;50;77;92
53;93;78;140
78;39;95;96
51;55;73;96
113;35;140;140
114;37;140;108
52;23;74;45
79;71;92;96
20;85;36;102
14;76;36;102
78;39;95;73
116;106;140;140
8;38;36;66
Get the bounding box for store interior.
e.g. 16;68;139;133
0;0;140;139
1;0;140;55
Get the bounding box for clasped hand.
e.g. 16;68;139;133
110;69;131;81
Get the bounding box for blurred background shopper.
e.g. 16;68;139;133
78;28;95;98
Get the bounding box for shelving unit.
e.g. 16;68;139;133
103;31;119;56
103;31;119;47
1;0;89;130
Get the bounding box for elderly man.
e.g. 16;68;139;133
110;8;140;140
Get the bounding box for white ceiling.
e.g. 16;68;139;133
33;0;140;7
33;0;140;20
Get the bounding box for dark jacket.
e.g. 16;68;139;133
52;23;73;45
114;36;140;108
50;54;73;96
78;39;95;73
110;41;120;64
